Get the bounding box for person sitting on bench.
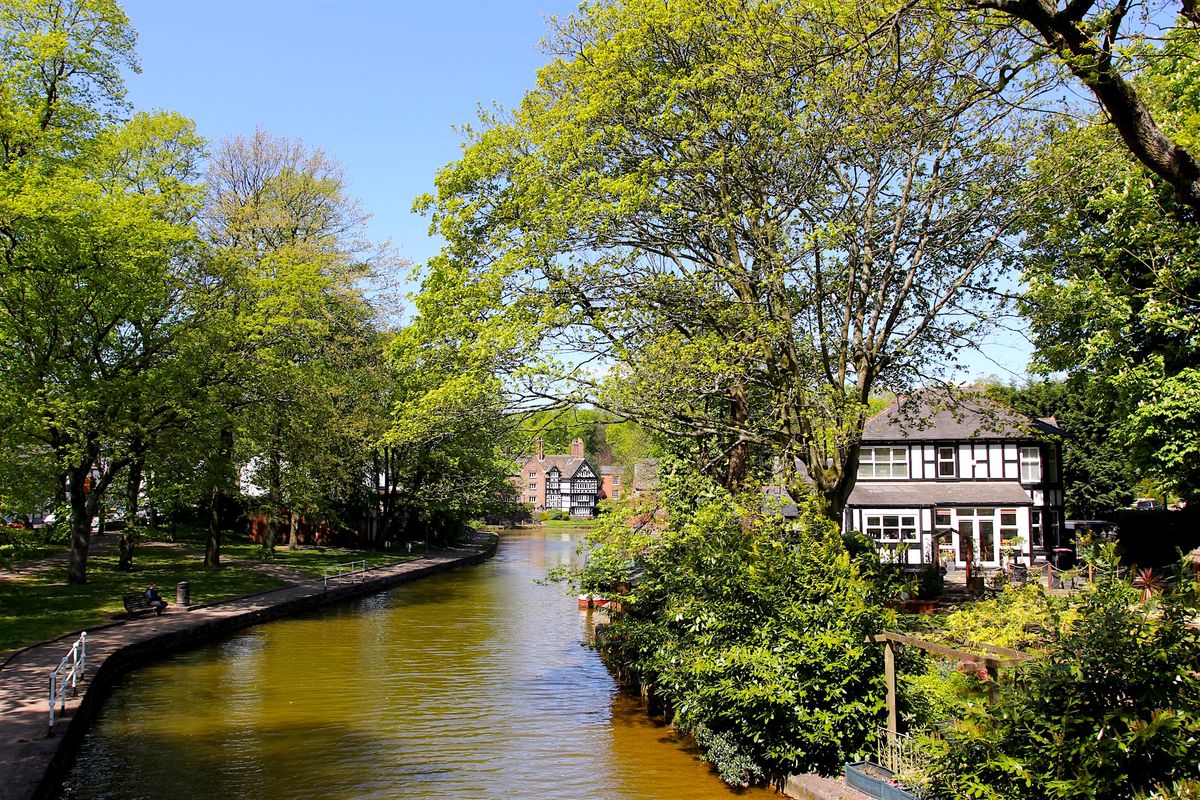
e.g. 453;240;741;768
145;582;168;616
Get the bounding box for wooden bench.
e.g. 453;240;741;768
122;593;157;618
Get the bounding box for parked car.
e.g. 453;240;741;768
1133;498;1158;511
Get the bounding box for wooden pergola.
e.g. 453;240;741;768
865;631;1033;735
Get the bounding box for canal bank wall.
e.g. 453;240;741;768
0;533;498;800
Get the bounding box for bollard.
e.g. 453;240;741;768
176;580;190;607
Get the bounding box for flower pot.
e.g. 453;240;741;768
844;762;920;799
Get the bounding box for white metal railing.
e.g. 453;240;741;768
323;560;367;589
48;631;87;734
876;726;927;776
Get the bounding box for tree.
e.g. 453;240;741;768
416;0;1044;518
1018;28;1200;501
0;107;208;582
204;130;389;556
993;378;1139;517
382;301;526;546
954;0;1200;212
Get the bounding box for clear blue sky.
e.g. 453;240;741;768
120;0;1032;380
122;0;578;268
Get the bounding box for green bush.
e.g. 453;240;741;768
571;462;889;783
925;545;1200;799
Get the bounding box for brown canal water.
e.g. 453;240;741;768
62;528;775;800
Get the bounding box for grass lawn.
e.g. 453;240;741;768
160;525;414;580
540;518;599;528
0;542;284;657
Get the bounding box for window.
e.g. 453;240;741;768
937;447;957;478
528;482;537;490
612;475;620;486
864;514;918;542
858;447;909;478
1030;511;1043;548
999;508;1019;543
935;508;952;528
528;470;537;478
1020;447;1041;482
612;489;620;499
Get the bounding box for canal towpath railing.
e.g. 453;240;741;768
48;632;86;735
323;560;368;589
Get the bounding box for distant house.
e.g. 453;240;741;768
514;438;601;517
844;390;1065;569
599;465;625;502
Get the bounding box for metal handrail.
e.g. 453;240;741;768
48;631;86;735
323;559;367;589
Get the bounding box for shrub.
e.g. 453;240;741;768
571;462;889;783
926;545;1200;800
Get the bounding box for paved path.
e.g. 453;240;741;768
0;532;497;800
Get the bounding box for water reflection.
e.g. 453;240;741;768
62;528;773;799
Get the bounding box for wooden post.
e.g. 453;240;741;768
884;640;897;735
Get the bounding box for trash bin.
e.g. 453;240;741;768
1010;563;1028;584
176;581;190;607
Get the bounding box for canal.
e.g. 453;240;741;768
62;528;775;799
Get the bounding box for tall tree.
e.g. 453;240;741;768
415;0;1043;517
205;130;387;555
952;0;1200;211
1019;28;1200;501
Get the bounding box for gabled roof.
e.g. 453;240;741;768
599;465;626;475
517;455;594;480
863;387;1061;442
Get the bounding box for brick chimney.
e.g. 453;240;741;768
535;438;545;461
570;438;584;458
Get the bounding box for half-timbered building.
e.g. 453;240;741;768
844;390;1065;570
514;438;601;517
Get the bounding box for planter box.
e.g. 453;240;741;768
845;762;920;800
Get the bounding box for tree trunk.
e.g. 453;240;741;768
118;456;144;572
205;427;234;568
205;481;223;568
263;417;282;557
286;509;300;551
724;382;751;491
66;465;92;585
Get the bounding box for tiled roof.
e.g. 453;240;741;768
599;465;626;475
847;481;1033;507
863;388;1061;442
516;455;591;479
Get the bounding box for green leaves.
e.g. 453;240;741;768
571;463;886;781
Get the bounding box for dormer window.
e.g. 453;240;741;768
858;447;908;478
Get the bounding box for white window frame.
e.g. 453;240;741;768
612;475;620;486
1020;447;1041;482
858;447;909;479
936;446;956;478
528;482;536;490
864;513;919;543
612;488;620;499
